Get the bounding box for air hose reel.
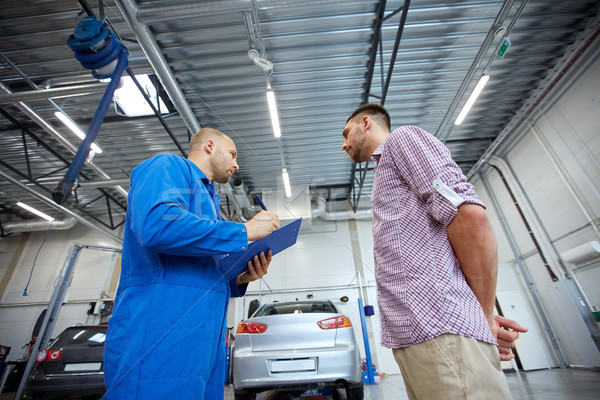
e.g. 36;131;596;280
52;16;128;204
67;16;126;79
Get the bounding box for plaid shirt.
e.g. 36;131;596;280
371;126;495;348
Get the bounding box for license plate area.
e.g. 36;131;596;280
270;358;316;373
64;362;102;372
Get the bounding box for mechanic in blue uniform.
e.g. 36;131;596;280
104;128;280;400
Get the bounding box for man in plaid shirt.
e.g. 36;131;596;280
342;104;525;399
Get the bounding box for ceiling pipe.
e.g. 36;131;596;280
77;178;131;188
3;217;77;234
0;82;108;103
312;195;372;220
137;0;344;23
216;182;250;222
114;0;201;135
38;178;130;189
0;170;123;243
320;208;372;221
311;195;327;219
435;0;515;141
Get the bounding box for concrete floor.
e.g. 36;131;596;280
0;368;597;399
224;369;600;400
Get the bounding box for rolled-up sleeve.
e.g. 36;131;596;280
388;126;485;227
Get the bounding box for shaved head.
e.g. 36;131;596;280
189;127;229;154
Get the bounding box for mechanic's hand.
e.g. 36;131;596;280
244;211;280;241
237;250;272;286
494;315;528;361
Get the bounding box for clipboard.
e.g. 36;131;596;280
219;218;302;280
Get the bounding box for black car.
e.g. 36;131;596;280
23;325;106;400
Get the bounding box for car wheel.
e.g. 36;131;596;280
346;383;364;400
234;389;256;400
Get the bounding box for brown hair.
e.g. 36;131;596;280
346;103;391;131
189;127;227;153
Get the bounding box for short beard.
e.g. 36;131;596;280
212;173;231;184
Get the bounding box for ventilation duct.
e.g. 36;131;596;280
312;195;372;221
318;208;372;221
3;217;77;234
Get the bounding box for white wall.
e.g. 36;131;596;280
471;36;600;368
0;225;121;361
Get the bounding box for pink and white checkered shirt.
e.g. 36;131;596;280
371;125;495;349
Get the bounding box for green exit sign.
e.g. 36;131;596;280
497;37;511;58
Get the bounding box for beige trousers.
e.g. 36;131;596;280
392;334;512;400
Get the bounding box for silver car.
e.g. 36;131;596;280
232;300;364;400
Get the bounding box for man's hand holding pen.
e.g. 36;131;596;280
244;195;280;241
244;210;280;241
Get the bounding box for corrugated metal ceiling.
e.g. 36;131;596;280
0;0;598;236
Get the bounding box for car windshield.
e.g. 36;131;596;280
254;301;337;316
50;327;107;348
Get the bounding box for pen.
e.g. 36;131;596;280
255;194;267;211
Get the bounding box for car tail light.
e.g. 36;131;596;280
237;321;268;334
35;349;61;362
317;316;352;330
36;350;48;363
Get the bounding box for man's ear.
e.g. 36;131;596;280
204;139;215;154
362;115;372;131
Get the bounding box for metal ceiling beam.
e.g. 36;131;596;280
0;107;127;231
137;0;347;23
0;83;108;103
1;159;126;231
0;170;123;243
0;82;119;182
381;0;410;103
115;0;201;135
362;0;387;105
349;0;410;212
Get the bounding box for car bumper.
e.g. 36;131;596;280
23;374;105;399
233;344;362;389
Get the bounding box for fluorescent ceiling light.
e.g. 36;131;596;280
116;185;128;197
266;89;282;138
55;111;103;154
17;202;55;222
114;74;168;117
454;75;490;126
282;168;292;198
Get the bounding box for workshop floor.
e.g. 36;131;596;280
223;368;600;400
1;368;598;399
